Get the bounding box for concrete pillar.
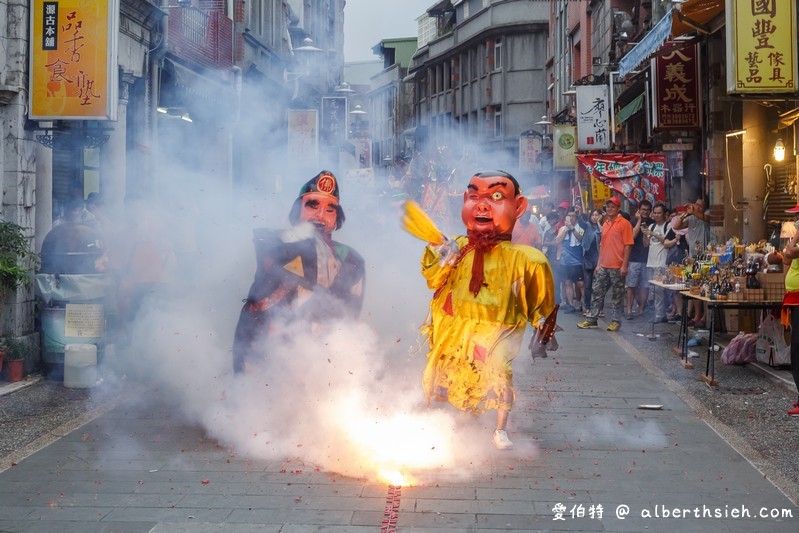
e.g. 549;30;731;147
741;102;767;243
34;135;53;253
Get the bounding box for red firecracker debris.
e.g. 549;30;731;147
201;479;210;485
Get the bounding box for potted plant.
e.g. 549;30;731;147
0;220;36;382
0;336;28;382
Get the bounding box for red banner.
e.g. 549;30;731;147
576;153;666;206
654;44;701;130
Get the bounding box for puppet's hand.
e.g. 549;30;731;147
433;238;460;267
528;330;548;359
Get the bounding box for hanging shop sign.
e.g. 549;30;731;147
654;44;702;130
519;130;542;171
29;0;119;120
576;153;667;206
321;97;348;144
726;0;798;93
576;85;610;151
553;125;577;170
288;109;318;163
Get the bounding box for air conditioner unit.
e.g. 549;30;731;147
592;57;602;66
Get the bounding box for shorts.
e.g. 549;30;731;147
561;264;584;283
625;262;648;288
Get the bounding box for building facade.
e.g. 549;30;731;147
404;0;551;175
367;38;418;170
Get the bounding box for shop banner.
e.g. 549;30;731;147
29;0;119;120
519;131;542;171
576;85;610;150
726;0;798;94
576;153;667;206
654;44;701;130
553;125;577;169
351;137;373;168
288;109;318;163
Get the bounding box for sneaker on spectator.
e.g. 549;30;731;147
577;320;598;329
562;305;576;314
493;430;514;450
625;312;634;320
653;316;667;324
607;321;621;332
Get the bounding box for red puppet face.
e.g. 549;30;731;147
300;192;339;238
461;174;527;236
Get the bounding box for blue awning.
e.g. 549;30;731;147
618;8;674;78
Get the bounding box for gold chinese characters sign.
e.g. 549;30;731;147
29;0;119;120
726;0;797;94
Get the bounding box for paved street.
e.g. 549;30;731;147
0;312;797;532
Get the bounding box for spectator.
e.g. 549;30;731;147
40;198;103;275
556;207;585;313
625;200;653;319
577;196;634;331
672;197;711;327
542;211;562;305
642;202;677;322
581;208;603;316
512;202;543;249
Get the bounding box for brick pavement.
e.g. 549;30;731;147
0;317;797;532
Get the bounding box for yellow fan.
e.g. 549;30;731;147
401;200;445;245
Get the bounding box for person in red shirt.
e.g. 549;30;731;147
577;196;634;331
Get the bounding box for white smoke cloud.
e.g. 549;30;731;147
89;69;551;483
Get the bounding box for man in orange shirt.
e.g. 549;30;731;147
577;196;634;331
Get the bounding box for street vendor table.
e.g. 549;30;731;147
644;280;692;368
676;290;783;386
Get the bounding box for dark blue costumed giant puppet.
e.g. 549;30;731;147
232;170;366;373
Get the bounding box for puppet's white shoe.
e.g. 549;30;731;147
493;430;514;450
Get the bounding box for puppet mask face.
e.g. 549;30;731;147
300;192;339;237
461;175;526;235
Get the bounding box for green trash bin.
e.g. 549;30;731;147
36;274;113;380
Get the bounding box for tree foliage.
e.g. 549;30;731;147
0;220;36;292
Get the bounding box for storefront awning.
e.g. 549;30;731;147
615;93;645;126
161;58;233;105
618;8;674;78
778;107;799;130
671;0;725;38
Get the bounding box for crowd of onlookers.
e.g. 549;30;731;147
512;196;710;332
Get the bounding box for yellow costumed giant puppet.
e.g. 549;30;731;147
404;170;555;450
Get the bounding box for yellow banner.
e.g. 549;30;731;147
591;177;610;203
727;0;798;93
30;0;118;119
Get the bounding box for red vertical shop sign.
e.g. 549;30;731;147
654;44;701;131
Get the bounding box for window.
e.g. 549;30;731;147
494;109;502;138
494;38;502;70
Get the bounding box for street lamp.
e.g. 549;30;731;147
774;139;786;162
334;82;354;94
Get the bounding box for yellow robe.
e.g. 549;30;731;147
421;237;555;413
